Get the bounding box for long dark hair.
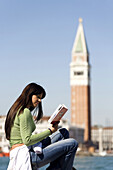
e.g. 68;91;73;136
5;83;46;140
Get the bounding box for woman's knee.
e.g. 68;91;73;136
59;128;69;139
70;138;78;151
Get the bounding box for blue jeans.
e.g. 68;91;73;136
30;128;78;170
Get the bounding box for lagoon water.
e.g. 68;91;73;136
0;156;113;170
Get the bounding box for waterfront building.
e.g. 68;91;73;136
34;116;69;134
70;18;91;142
91;126;113;152
69;125;84;143
0;116;9;153
34;116;84;143
0;115;84;152
0;115;70;152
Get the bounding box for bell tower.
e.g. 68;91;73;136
70;18;91;142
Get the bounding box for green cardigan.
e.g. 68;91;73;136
9;108;51;147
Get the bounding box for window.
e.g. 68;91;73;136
0;136;2;141
74;71;83;76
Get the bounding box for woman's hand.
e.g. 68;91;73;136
49;122;59;133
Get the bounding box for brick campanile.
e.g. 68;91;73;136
70;18;91;142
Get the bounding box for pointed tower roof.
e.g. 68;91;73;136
72;18;89;56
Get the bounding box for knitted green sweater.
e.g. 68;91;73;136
9;108;51;147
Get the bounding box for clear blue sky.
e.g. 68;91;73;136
0;0;113;126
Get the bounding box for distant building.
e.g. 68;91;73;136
0;115;84;152
34;116;69;134
34;116;84;144
70;18;91;142
0;116;9;153
69;125;84;143
91;126;113;152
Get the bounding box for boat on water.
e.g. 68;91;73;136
0;152;9;157
0;146;10;157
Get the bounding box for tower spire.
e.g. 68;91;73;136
72;18;89;59
79;18;83;23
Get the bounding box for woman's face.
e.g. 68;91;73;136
32;93;43;108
